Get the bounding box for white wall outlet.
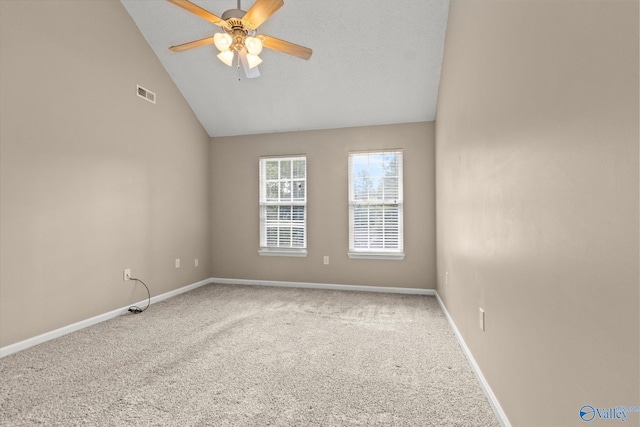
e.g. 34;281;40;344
445;272;449;285
323;256;329;265
123;269;131;281
479;308;485;331
175;258;180;268
195;258;199;267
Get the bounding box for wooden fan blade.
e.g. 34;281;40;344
260;35;312;60
166;0;229;28
243;0;284;29
169;36;215;52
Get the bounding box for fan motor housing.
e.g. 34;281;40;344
221;8;256;51
221;9;246;22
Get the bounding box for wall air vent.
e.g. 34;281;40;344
136;85;156;104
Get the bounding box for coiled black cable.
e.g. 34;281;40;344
128;277;150;314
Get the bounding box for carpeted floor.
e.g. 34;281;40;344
0;284;500;426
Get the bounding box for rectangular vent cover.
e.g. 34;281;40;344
136;85;156;104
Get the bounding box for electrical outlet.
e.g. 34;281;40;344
323;256;329;265
123;269;131;281
195;258;199;267
175;258;180;268
479;308;485;331
445;272;449;285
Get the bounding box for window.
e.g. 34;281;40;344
348;150;404;260
259;156;307;257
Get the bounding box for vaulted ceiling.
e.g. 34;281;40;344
121;0;449;137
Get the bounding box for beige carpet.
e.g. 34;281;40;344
0;284;500;426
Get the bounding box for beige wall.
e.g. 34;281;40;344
210;123;436;289
0;1;211;347
436;1;639;426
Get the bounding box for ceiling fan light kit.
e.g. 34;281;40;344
213;14;264;69
213;32;232;52
167;0;312;77
216;50;234;67
245;37;263;55
246;53;263;68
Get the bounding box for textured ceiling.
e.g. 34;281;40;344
121;0;449;137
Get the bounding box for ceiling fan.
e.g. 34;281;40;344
167;0;312;78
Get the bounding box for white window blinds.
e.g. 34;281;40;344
348;151;403;258
259;156;307;251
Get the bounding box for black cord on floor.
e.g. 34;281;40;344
128;277;150;314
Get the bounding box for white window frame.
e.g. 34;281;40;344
348;150;404;260
258;156;307;257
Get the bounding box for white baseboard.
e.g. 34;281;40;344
1;276;509;427
210;277;436;296
435;293;512;427
0;278;213;358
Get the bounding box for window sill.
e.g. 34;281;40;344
258;248;308;257
348;252;405;260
